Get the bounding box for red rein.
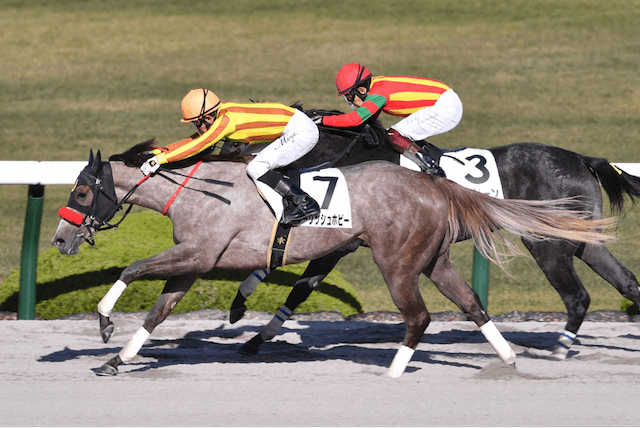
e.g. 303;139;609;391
57;160;203;225
161;160;203;215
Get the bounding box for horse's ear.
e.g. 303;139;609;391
88;149;94;165
91;150;102;175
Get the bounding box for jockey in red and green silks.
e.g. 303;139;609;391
314;63;464;177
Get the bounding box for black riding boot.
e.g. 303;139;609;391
387;128;445;177
258;170;321;225
411;147;446;177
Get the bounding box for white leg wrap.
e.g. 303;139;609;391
239;269;271;298
119;327;150;363
387;345;415;378
260;305;292;341
480;321;516;365
97;280;127;317
551;330;577;360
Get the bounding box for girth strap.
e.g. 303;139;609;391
268;220;292;269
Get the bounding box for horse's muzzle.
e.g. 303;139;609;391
52;220;88;255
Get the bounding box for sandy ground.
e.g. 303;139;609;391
1;315;640;427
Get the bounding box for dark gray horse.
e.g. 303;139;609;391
230;108;640;359
52;147;614;376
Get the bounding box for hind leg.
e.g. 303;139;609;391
426;250;516;366
523;239;588;359
577;242;640;307
229;269;271;324
237;241;362;355
373;256;431;378
94;273;200;376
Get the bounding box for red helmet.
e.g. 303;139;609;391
335;63;372;96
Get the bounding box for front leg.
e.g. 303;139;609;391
97;280;127;343
94;273;200;376
95;244;214;343
99;313;115;344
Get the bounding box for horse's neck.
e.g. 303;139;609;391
109;162;162;212
109;161;249;214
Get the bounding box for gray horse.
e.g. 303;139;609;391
52;146;614;377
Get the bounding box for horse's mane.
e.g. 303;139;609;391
108;139;157;167
109;138;252;168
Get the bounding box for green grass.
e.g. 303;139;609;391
0;212;362;319
1;0;640;315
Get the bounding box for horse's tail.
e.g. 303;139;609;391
435;179;617;271
582;156;640;216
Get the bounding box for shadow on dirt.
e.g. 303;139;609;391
37;321;640;374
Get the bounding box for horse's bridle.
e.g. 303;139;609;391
58;161;140;246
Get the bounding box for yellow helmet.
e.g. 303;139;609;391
180;89;221;123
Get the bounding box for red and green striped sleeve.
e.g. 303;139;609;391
322;94;387;128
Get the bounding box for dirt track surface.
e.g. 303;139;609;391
2;313;640;426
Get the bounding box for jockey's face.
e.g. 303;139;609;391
191;114;216;135
344;87;367;109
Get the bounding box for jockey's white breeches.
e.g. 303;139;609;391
246;110;319;180
391;88;463;141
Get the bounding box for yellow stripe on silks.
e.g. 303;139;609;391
231;112;293;123
388;107;423;115
389;92;441;102
233;126;288;141
610;163;623;175
379;76;451;90
163;141;201;160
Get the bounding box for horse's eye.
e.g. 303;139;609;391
74;185;93;206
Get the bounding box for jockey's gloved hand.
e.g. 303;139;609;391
309;115;323;125
140;156;161;175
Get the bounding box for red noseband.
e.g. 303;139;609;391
58;206;84;227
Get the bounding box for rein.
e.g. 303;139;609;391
160;160;203;215
316;123;371;168
59;157;235;246
82;171;150;246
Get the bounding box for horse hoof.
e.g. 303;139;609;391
229;306;247;324
237;342;260;356
101;322;115;344
93;363;118;377
549;352;568;361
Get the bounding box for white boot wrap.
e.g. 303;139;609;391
551;330;577;360
480;321;516;365
97;280;127;317
387;345;415;378
119;327;151;363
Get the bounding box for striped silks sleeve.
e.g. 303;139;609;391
155;115;235;164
